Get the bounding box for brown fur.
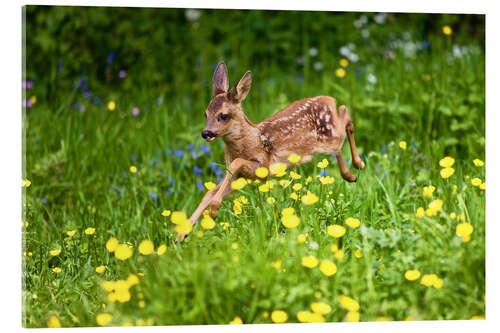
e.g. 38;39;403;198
177;62;365;241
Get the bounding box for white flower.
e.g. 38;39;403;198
361;29;370;38
309;48;318;57
367;73;377;84
297;56;305;65
309;241;319;250
347;53;359;62
340;46;351;57
313;62;324;71
374;13;387;24
185;9;201;21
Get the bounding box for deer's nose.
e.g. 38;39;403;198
201;130;216;139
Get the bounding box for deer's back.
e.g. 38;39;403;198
257;96;347;164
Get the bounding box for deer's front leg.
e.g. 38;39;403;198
208;158;259;218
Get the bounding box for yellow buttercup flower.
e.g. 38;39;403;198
161;209;171;217
290;171;301;180
287;153;302;164
345;217;360;228
297;311;313;323
259;183;270;192
297;234;307;243
292;183;302;191
439;156;455;168
301;255;319;268
422;185;436;198
426;199;443;216
52;267;62;274
231;177;247;190
334;249;344;260
270;163;287;177
115;243;133;260
129;165;137;173
345;311;360;322
471;315;485;320
47;315;62;328
233;202;242;215
319;175;335;185
338;295;359;312
271;260;282;270
157;244;167;255
106;237;119;252
282;214;300;228
480;182;485;190
442;25;453;35
96;313;113;326
204;181;217;190
266;197;276;204
355;249;363;258
84;227;95;235
472;159;484;167
327;224;346;238
301;191;319;205
95;265;106;274
330;244;339;253
440;167;455;179
271;310;288;323
255;167;269;178
282;207;295;216
107;101;116;111
339;58;349;67
420;274;437;287
376;316;390;321
471;178;482;187
201;215;216;230
456;222;473;238
229;316;243;324
175;220;193;234
171;211;188;224
399;141;407;150
405;269;421;281
311;302;332;315
66;230;76;237
49;248;61;256
290;192;298;200
335;68;346;78
319;260;337;277
317;158;329;169
138;240;154;255
415;207;425;218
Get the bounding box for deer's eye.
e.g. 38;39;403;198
218;113;229;121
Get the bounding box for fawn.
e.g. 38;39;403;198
178;61;364;241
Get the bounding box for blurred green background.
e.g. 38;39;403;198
24;7;485;157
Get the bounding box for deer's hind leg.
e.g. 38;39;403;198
339;105;365;170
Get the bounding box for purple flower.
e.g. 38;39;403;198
107;51;116;65
132;107;140;116
119;70;127;78
27;100;32;108
22;80;33;89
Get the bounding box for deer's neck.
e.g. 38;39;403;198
222;112;260;157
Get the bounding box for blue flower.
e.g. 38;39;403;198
355;68;362;79
209;162;218;171
93;97;102;105
107;51;116;65
169;177;174;185
295;75;304;83
165;188;174;196
193;166;203;176
148;192;157;201
320;169;328;176
197;181;204;191
422;39;430;49
142;227;146;232
174;150;184;158
360;152;365;161
381;145;387;153
403;172;408;177
215;169;224;176
130;154;136;161
41;198;47;204
200;145;211;153
187;144;196;152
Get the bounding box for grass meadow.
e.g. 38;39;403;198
22;7;485;327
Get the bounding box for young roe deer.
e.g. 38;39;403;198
178;61;365;241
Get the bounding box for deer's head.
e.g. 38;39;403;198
201;61;252;142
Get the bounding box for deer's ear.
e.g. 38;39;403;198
229;70;252;103
213;61;229;96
